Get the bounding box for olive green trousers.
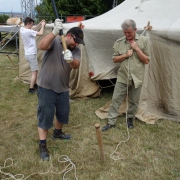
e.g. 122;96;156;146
108;81;142;125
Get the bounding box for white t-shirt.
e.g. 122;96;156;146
20;27;37;55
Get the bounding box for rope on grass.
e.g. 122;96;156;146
110;55;131;161
0;155;78;180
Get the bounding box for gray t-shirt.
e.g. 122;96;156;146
37;36;81;93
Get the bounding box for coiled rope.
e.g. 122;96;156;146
0;155;78;180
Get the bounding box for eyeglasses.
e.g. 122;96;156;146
70;33;78;44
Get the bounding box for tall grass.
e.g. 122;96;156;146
0;41;179;180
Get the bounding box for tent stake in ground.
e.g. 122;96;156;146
95;124;104;162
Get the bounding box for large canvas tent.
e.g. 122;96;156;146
19;0;180;123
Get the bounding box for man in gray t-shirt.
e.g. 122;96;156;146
37;19;85;161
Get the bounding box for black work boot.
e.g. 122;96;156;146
127;118;134;129
34;84;38;91
39;143;49;161
52;130;71;140
101;124;115;131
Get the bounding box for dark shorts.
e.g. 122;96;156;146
37;86;70;129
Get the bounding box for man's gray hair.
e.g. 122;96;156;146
121;19;136;30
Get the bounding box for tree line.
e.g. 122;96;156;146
0;14;9;24
0;0;125;23
36;0;124;22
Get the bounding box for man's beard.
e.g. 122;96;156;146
67;46;75;51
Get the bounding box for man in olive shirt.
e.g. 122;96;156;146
102;19;150;131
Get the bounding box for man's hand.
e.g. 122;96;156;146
40;19;46;27
126;49;133;57
63;49;73;63
130;41;139;51
52;19;63;36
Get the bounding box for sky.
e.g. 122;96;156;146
0;0;40;12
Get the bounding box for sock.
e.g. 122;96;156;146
40;139;46;144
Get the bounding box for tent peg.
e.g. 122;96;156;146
144;21;153;30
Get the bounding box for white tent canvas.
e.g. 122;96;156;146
18;0;180;123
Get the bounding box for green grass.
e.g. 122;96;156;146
0;42;179;180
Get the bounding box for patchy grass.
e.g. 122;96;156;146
0;42;179;180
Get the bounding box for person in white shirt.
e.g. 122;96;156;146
20;17;46;94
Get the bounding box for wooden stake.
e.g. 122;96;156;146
144;21;153;30
6;55;16;67
95;124;104;161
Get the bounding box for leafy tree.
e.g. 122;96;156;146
0;14;9;24
104;0;125;9
36;0;124;22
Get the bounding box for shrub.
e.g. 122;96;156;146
0;14;9;24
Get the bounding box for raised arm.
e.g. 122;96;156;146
38;19;63;50
36;20;46;36
38;33;56;50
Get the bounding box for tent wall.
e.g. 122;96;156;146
95;30;180;123
146;31;180;120
18;0;180;122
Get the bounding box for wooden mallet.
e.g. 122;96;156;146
51;0;67;52
95;124;104;161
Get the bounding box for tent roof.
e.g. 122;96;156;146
18;0;180;122
63;0;180;31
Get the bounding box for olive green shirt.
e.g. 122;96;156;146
113;34;150;88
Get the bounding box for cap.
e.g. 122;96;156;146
67;27;85;45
